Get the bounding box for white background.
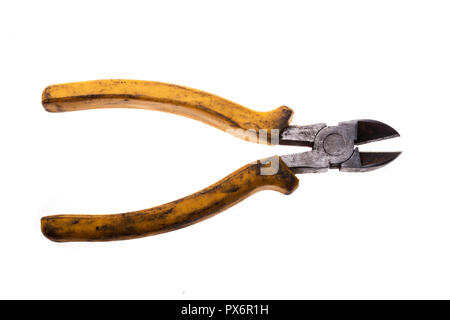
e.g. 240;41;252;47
0;0;449;299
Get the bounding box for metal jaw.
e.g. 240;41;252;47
279;120;401;174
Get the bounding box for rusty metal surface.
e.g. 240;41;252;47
279;123;326;146
280;120;401;173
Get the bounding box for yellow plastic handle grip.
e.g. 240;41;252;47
41;157;299;242
42;80;293;142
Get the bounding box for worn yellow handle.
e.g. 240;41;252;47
42;80;293;141
41;157;299;242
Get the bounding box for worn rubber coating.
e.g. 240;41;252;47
42;79;293;142
41;158;299;242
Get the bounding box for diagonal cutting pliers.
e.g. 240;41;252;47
40;80;401;242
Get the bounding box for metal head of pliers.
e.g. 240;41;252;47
279;120;401;174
